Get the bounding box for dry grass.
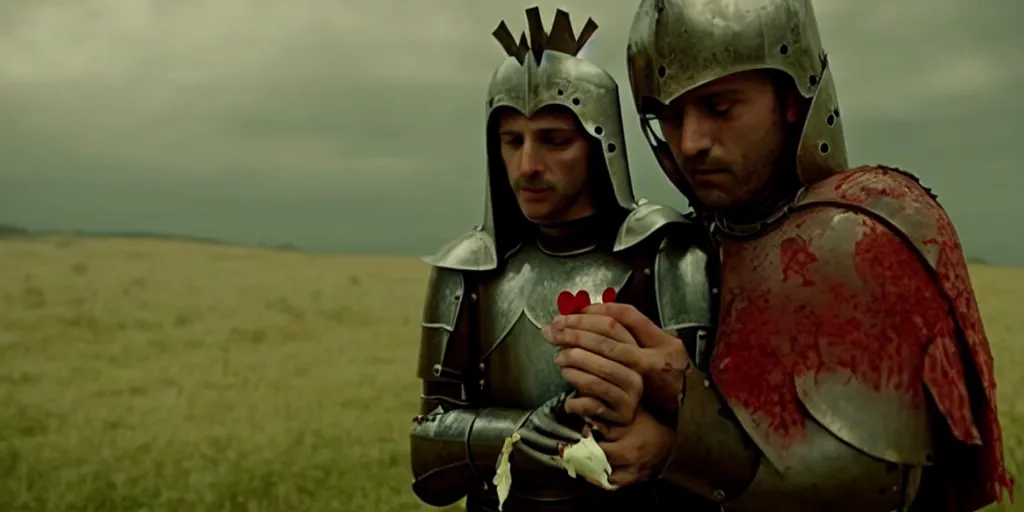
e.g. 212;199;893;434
0;236;1020;511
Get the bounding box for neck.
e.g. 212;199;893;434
722;190;791;225
531;208;622;255
718;169;802;228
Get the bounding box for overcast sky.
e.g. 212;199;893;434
1;0;1021;263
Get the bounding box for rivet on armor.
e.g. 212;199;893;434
572;97;581;106
819;142;830;154
712;489;725;501
557;89;564;96
778;44;788;55
432;364;442;377
808;74;818;87
594;125;603;135
826;113;836;126
479;363;485;371
643;268;651;275
479;379;485;388
703;379;711;388
607;142;616;153
470;292;478;301
711;287;719;294
453;292;461;301
657;65;666;78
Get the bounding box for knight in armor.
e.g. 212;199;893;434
409;7;720;512
541;0;1014;510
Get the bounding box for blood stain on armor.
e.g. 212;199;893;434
712;166;1012;503
831;167;910;203
779;234;818;286
841;167;1013;502
713;203;977;451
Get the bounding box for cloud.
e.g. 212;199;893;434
814;0;1020;120
0;0;1020;262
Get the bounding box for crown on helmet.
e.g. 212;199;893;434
491;7;598;64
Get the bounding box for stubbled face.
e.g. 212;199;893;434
497;108;596;224
651;70;799;211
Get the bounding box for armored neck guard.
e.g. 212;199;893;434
711;169;803;238
531;208;625;256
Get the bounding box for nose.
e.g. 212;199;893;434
518;137;543;175
678;109;712;159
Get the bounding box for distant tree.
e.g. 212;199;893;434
0;224;29;236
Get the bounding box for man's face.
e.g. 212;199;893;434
497;108;596;224
653;71;799;211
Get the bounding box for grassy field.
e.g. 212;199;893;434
0;236;1020;511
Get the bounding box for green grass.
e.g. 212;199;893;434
0;237;1019;511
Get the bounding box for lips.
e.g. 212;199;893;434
689;168;728;184
518;187;551;201
691;168;726;175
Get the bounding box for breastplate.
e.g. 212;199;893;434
476;241;633;408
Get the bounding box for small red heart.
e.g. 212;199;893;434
557;290;592;314
557;291;576;315
601;287;617;304
573;290;591;313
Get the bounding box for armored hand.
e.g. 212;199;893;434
514;391;585;469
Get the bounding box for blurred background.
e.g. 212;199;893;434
1;0;1022;264
0;1;1021;511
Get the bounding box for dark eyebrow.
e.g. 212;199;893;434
500;127;574;138
536;127;573;136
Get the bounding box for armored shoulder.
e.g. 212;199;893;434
715;204;965;473
422;228;498;272
612;201;688;251
611;202;715;334
796;165;949;269
652;218;715;336
792;165;1013;505
417;228;491;389
416;263;466;384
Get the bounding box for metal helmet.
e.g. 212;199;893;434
480;7;636;253
626;0;848;203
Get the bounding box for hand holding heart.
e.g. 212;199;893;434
543;301;693;425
